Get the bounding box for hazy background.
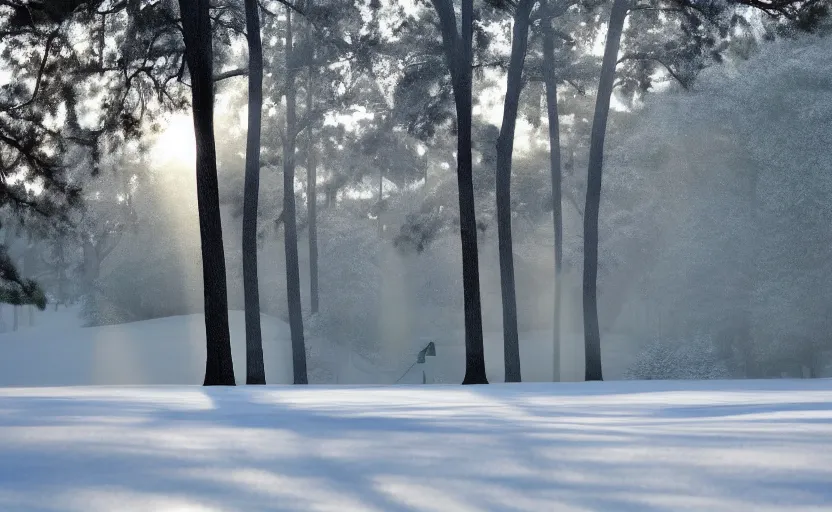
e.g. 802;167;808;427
1;0;830;384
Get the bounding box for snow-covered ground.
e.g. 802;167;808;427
0;311;294;386
0;308;637;386
0;379;830;511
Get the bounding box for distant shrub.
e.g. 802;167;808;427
625;336;731;381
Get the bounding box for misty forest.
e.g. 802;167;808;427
0;0;831;509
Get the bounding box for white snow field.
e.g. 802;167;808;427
0;309;637;386
0;311;294;386
0;380;830;512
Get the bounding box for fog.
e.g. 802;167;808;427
1;0;830;385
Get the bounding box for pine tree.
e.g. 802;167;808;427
495;0;536;383
179;0;236;386
582;0;627;382
282;5;309;384
242;0;267;385
430;0;488;384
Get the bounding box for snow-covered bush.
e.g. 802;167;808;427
605;34;832;368
81;162;205;326
305;208;383;356
625;337;731;381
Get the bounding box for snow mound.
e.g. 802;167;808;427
0;380;830;511
0;311;294;386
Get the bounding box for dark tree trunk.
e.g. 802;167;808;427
495;0;533;383
458;0;488;385
179;0;236;386
242;0;266;385
582;0;627;382
430;0;487;384
306;38;319;315
542;3;562;382
284;7;308;384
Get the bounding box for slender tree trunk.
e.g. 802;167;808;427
542;3;562;382
308;141;319;314
423;153;428;191
377;169;384;236
583;0;627;382
179;0;236;386
13;305;18;332
284;7;308;384
99;15;106;70
306;35;319;315
734;164;762;378
242;0;266;384
495;0;533;383
457;0;487;385
430;0;487;384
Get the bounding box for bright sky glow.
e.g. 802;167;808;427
324;105;375;130
151;115;196;168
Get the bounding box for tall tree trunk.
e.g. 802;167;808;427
179;0;236;386
582;0;627;382
733;164;762;377
495;0;533;383
430;0;487;384
307;140;319;314
284;7;308;384
242;0;266;384
377;169;384;236
459;0;488;385
542;3;562;382
306;36;319;315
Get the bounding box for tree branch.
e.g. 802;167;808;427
430;0;462;84
7;30;58;112
617;52;688;88
213;67;249;82
96;0;128;15
259;0;305;18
